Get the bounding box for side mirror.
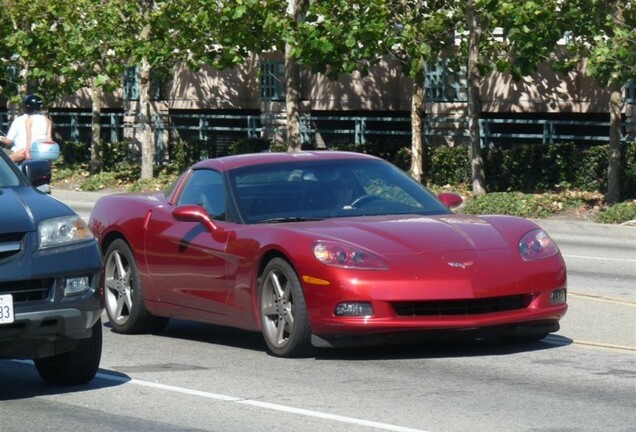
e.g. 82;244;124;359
173;204;219;233
21;160;51;187
437;192;463;209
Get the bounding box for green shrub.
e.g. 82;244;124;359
461;192;565;219
128;174;177;193
596;201;636;224
57;141;90;165
80;171;123;191
572;145;607;192
622;142;636;198
329;141;411;171
102;141;136;168
227;138;276;155
427;145;470;185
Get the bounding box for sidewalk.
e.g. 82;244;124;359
51;188;110;215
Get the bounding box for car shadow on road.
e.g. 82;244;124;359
130;318;269;352
0;359;130;401
315;334;574;361
110;319;574;361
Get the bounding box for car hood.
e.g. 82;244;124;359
0;187;75;234
286;213;514;255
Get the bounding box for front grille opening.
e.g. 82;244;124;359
0;232;26;262
0;278;54;303
40;319;58;328
392;294;532;316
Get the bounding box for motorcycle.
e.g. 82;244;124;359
1;130;59;193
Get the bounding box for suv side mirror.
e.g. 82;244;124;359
21;160;52;187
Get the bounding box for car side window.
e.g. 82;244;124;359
177;169;226;220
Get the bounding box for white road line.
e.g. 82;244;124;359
562;254;636;263
95;372;430;432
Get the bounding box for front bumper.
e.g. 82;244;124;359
0;307;102;358
0;238;103;359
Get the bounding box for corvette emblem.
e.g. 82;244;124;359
448;261;474;269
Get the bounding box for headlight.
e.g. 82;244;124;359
312;241;387;270
39;215;94;249
519;229;559;261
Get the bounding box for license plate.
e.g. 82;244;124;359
0;294;15;324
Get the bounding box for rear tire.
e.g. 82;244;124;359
259;258;313;357
103;239;169;334
34;319;103;385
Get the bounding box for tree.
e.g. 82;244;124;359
126;0;281;178
562;0;636;204
283;0;308;152
457;0;581;195
287;0;389;152
289;0;460;180
380;0;461;183
49;1;133;174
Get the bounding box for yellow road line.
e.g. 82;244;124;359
568;291;636;307
572;340;636;353
545;337;636;353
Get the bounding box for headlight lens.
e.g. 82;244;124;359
519;229;559;261
39;215;94;249
313;241;387;270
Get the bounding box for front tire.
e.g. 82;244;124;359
259;258;312;357
103;239;168;334
34;319;102;385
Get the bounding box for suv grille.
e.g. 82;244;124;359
0;279;54;303
391;294;532;316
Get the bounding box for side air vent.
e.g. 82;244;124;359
0;232;26;262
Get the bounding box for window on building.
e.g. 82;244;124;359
260;60;285;101
626;80;635;105
425;60;467;103
123;66;162;101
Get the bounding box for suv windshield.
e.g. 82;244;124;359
0;152;21;188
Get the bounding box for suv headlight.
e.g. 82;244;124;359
39;215;94;249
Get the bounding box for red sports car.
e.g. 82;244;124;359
89;151;567;357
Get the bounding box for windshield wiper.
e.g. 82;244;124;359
256;216;323;224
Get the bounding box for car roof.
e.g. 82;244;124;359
191;151;381;172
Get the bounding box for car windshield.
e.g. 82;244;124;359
229;158;450;224
0;152;21;188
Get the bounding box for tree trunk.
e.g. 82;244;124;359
285;42;301;152
90;82;102;174
410;75;425;182
284;0;308;153
137;0;154;179
139;57;154;179
605;0;624;205
606;89;622;204
466;0;486;196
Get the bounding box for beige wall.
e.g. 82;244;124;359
161;55;625;117
29;54;629;122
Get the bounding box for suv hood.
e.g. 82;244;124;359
0;187;75;234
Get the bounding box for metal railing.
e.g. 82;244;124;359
2;111;634;148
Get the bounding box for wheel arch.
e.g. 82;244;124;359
254;249;296;329
100;230;130;255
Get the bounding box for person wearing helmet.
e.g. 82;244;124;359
0;94;53;163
